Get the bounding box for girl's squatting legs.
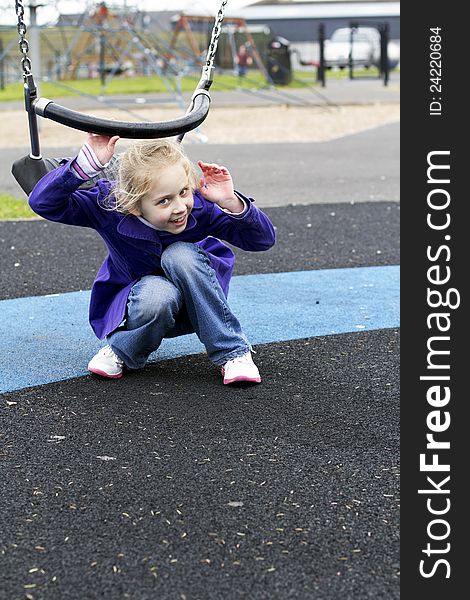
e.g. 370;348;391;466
107;275;184;370
104;242;251;372
160;242;251;366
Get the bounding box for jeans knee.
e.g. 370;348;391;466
161;242;201;275
128;276;181;326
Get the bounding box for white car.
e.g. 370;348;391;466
324;27;400;70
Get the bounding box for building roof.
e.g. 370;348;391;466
248;1;398;4
227;1;400;19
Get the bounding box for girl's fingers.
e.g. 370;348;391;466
211;163;227;173
198;161;229;177
198;161;222;170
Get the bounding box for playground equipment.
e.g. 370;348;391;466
11;0;228;195
169;14;270;82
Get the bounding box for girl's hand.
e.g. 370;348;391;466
197;161;244;213
86;133;120;165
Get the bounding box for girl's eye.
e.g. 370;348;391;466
157;198;170;206
180;187;189;196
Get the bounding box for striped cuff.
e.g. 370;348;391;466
71;143;108;180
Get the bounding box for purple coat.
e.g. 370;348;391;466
29;161;276;340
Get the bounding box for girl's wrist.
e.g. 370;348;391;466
217;194;244;213
72;143;108;180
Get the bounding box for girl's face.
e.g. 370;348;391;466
133;162;194;233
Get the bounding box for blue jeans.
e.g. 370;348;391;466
107;242;250;369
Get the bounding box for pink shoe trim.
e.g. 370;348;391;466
224;375;261;385
221;368;261;385
88;367;122;379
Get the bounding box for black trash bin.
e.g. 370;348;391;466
267;36;292;85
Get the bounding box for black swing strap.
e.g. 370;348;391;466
33;89;212;139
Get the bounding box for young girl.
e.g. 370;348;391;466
28;134;276;385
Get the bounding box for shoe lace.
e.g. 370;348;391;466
103;346;123;365
227;352;251;366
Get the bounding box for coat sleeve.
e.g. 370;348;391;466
204;191;276;251
28;160;112;229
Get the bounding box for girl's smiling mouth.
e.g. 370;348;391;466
170;213;187;225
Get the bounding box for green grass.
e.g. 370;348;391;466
0;67;395;103
0;194;38;220
0;71;311;101
0;65;399;102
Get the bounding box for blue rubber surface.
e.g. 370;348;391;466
1;265;399;393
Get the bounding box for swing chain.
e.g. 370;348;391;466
15;0;32;77
202;0;228;81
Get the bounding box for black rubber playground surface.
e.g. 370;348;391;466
1;129;399;597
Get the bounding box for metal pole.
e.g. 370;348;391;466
348;26;354;80
382;23;390;86
0;38;4;90
317;22;325;87
99;29;106;89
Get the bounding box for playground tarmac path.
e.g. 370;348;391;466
1;122;399;203
0;83;399;598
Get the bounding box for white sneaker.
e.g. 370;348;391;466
88;345;124;379
221;351;261;385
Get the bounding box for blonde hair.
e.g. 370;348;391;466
111;139;199;214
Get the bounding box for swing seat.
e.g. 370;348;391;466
11;155;50;196
12;155;118;195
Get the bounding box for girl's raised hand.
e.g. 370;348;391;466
197;161;236;204
86;133;120;165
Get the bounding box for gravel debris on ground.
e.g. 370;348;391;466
0;103;399;148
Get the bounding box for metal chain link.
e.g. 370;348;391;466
15;0;32;76
203;0;228;70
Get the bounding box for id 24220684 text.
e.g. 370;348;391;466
429;27;443;116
